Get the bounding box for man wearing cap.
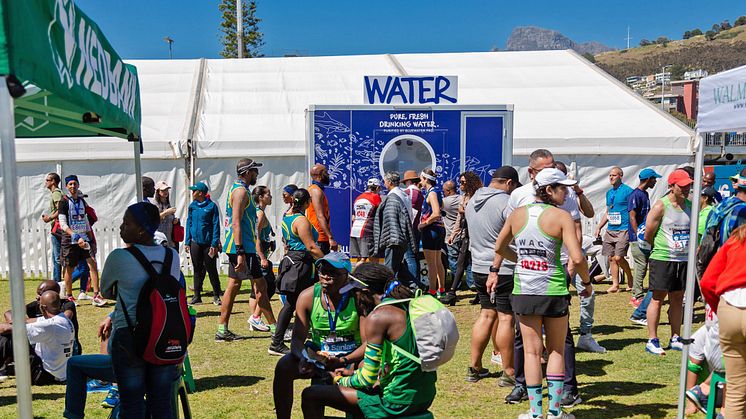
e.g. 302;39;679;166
57;175;105;307
350;178;382;263
643;169;693;355
465;166;520;385
216;158;276;341
627;168;662;306
402;170;424;284
308;164;335;254
594;167;634;293
185;181;222;305
272;252;366;419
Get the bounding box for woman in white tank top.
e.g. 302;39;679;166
492;168;593;419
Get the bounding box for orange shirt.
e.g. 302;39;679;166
306;183;331;242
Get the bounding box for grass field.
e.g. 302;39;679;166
0;276;704;418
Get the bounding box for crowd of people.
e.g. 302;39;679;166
1;150;746;418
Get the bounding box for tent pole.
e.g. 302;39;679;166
134;139;143;202
0;80;34;418
676;133;704;419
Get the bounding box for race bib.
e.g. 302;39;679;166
672;229;690;251
70;214;88;235
321;336;357;357
350;200;373;238
608;212;622;226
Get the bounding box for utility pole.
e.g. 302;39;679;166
164;37;174;59
236;0;243;58
625;26;632;50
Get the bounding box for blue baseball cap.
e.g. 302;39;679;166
189;182;208;193
315;252;352;273
639;168;662;180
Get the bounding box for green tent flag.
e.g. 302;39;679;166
0;0;141;138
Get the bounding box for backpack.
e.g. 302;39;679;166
375;290;459;372
120;246;193;365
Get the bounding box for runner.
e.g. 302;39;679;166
349;178;382;263
594;167;634;293
643;169;692;355
491;168;592;419
308;164;335;254
272;253;366;419
270;188;324;355
248;186;278;333
216;158;276;341
300;262;436;419
419;168;447;296
628;168;661;306
281;184;298;215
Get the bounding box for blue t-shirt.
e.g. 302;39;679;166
627;188;650;241
605;183;633;232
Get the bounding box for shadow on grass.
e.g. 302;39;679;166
194;375;264;391
596;337;641;351
195;310;222;318
582;380;666;399
0;392;65;406
571;395;673;417
590;324;639;335
576;358;614;376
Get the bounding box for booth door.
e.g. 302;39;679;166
462;113;506;186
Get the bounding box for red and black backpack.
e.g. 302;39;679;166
120;246;192;365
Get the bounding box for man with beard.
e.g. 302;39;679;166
308;164;336;254
215;158;276;341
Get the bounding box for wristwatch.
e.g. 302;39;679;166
489;266;500;273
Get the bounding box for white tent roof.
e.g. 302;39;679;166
13;50;694;162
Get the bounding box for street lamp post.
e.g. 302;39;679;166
236;0;243;58
661;64;672;110
164;37;174;59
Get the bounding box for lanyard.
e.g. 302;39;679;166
323;290;349;335
312;180;325;190
237;179;250;190
68;196;85;216
609;186;620;210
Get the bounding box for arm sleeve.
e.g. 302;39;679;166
337;342;383;389
58;199;70;231
211;204;221;247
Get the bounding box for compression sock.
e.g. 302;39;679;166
547;374;564;416
428;289;437;296
527;384;543;417
438;287;445;294
217;324;227;333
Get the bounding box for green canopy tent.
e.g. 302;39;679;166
1;1;142;415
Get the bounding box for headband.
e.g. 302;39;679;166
420;171;436;181
127;202;158;237
283;185;297;195
237;162;259;175
65;175;79;184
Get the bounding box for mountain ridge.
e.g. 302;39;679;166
505;26;615;55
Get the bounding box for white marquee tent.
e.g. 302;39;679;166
1;49;694;275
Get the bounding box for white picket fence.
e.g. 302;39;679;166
0;220;233;279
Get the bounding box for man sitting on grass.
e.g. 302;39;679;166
273;253;368;419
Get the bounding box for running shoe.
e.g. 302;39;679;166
491;351;503;366
189;296;202;305
77;292;91;301
669;335;684;351
548;412;576;419
576;334;606;353
517;411;539;419
86;379;111;393
505;385;528;404
215;329;239;342
0;374;7;383
629;316;648;326
101;386;119;408
91;293;106;307
465;367;490;383
248;316;270;332
645;338;666;356
283;328;292;342
66;295;79;307
268;342;291;356
561;390;582;407
498;373;516;388
213;296;221;306
685;385;707;413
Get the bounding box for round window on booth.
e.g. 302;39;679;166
379;135;436;179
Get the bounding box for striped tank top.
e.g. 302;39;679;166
222;180;257;255
513;204;568;296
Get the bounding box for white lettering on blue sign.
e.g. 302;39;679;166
364;76;458;105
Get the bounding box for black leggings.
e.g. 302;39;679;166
272;292;300;346
190;242;222;297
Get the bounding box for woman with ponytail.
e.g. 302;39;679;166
269;189;324;356
419;168;447;297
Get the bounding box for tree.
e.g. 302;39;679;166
683;30;691;40
655;36;670;45
705;30;717;41
670;64;686;80
735;16;746;27
219;0;265;58
691;28;703;37
720;20;732;31
582;52;596;63
639;39;652;47
712;24;721;33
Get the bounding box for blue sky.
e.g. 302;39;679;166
76;0;745;59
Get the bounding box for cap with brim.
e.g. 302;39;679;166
315;252;352;273
237;159;263;174
155;181;171;190
492;166;520;184
402;170;420;182
668;169;694;187
367;178;381;187
534;168;577;187
639;168;662;180
189;182;208;193
339;274;369;294
735;174;746;189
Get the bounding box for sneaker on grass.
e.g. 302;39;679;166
215;329;239;342
548;411;576;419
561;390;582;407
490;351;502;366
685;385;707;413
213;296;221;306
505;385;528;404
248;316;270;332
669;335;684;351
268;342;290;356
465;367;490;383
576;334;606;353
91;293;106;307
645;338;666;355
77;292;91;301
101;386;119;408
629;316;648;326
86;379;111;393
283;329;292;342
498;373;516;388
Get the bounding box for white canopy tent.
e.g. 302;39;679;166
2;49;695;274
676;64;746;418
